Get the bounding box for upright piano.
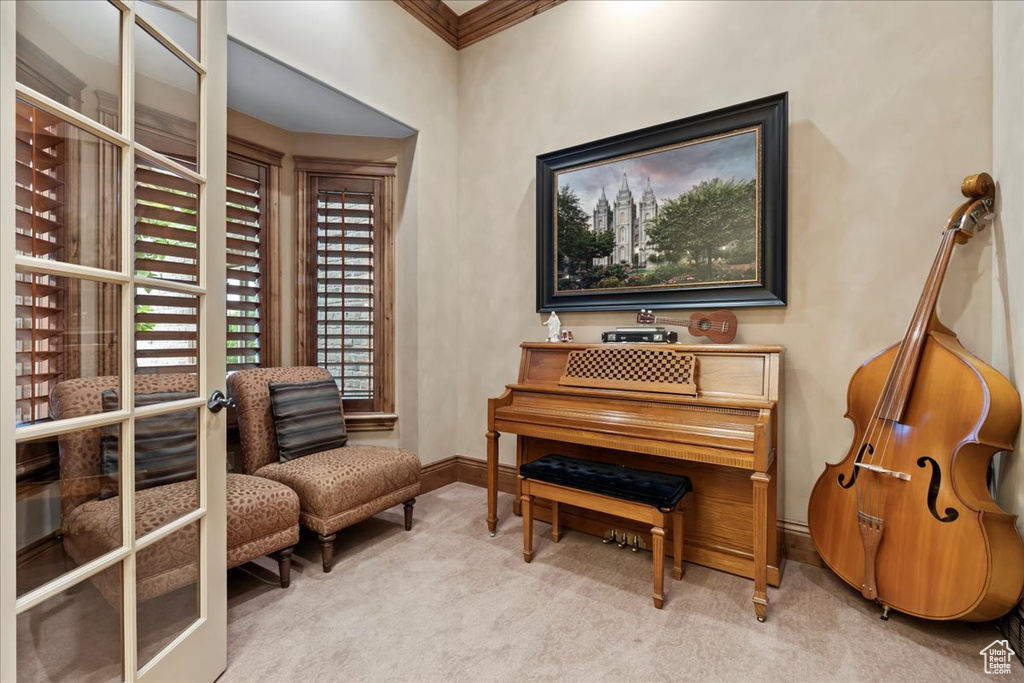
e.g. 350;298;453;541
486;342;784;620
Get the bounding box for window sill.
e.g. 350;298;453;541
345;412;398;432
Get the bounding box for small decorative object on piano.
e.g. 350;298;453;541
602;327;678;343
637;309;738;344
543;311;562;342
560;330;574;342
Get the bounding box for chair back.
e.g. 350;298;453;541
49;373;198;527
226;366;334;474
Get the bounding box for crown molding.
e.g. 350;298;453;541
395;0;565;50
395;0;459;49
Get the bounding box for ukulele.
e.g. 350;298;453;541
636;309;738;344
807;173;1024;622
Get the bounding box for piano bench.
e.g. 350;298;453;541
518;454;693;609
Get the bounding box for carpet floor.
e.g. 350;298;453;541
220;483;1020;682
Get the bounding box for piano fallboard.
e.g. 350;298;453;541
493;384;773;470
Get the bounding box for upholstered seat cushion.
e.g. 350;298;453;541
520;454;693;512
64;473;299;604
254;445;421;535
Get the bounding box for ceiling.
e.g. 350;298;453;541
227;39;416;139
444;1;489;15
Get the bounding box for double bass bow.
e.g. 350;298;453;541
808;173;1024;621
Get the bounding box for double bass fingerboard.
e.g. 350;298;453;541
558;347;698;396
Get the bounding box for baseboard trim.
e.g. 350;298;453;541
421;455;822;567
779;520;821;567
420;456;460;494
454;455;517;493
420;455;516;495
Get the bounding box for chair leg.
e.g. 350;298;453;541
62;539;82;594
652;525;665;609
522;493;534;563
551;500;561;543
403;498;416;531
673;507;685;581
271;547;294;588
318;533;337;573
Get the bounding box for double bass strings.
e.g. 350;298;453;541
856;228;958;523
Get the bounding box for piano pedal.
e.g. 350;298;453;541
603;529;648;551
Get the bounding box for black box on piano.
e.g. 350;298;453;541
601;327;678;343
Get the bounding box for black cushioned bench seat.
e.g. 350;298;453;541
520;454;692;512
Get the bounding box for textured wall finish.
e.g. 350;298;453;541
992;0;1024;523
228;1;461;462
455;1;995;523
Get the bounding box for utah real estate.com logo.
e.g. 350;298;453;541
980;640;1015;675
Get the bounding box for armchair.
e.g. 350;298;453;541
227;367;421;572
51;374;300;604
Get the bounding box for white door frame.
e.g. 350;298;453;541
0;1;227;680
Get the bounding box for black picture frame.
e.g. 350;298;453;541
536;93;788;312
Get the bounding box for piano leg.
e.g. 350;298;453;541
673;507;685;581
487;430;500;536
652;525;665;609
752;471;771;622
522;491;534;563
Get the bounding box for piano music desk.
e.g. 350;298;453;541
487;342;785;621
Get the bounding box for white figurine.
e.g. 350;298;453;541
544;312;562;342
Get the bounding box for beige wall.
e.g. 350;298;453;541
455;0;995;524
229;2;1017;529
228;1;460;461
992;0;1024;522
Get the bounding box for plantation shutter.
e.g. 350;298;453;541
14;100;67;425
225;156;267;372
133;156;200;374
313;175;378;410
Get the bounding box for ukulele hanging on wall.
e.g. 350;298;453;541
636;309;738;344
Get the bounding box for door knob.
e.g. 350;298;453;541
207;389;236;413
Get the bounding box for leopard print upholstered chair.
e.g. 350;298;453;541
50;375;301;604
227;367;421;572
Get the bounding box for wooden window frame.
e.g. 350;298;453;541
227;135;283;369
295;157;397;431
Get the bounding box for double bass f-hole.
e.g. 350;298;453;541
839;443;873;489
916;456;960;523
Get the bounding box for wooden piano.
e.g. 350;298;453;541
486;342;784;621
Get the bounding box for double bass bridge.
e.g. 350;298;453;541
854;462;912;481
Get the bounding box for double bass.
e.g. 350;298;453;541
808;173;1024;621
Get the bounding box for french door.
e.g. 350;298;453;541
0;1;227;681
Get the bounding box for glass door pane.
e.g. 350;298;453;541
17;563;125;682
3;1;227;681
16;0;122;129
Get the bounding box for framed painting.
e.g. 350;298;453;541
536;93;787;312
